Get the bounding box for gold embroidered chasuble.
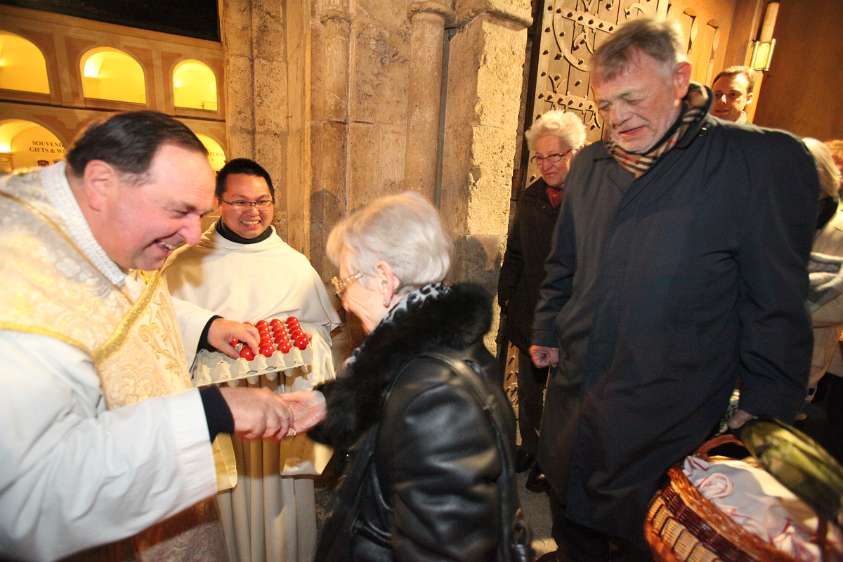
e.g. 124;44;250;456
0;168;235;561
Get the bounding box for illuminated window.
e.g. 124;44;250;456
173;60;218;111
196;134;226;171
0;119;64;173
80;47;146;104
0;31;50;93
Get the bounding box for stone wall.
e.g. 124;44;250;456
223;0;532;327
442;0;531;348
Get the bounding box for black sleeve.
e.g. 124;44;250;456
199;385;234;441
532;195;576;347
498;201;524;309
197;315;222;352
737;132;817;421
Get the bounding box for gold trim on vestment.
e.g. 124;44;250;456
93;271;162;365
212;434;238;492
0;322;91;357
0;190;132;303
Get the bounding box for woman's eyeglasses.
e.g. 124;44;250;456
331;272;364;296
530;148;573;165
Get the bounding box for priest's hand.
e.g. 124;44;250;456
529;344;559;368
283;391;327;437
220;387;292;440
209;319;260;358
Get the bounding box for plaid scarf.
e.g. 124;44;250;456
605;82;709;178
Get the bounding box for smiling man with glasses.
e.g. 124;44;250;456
165;157;340;562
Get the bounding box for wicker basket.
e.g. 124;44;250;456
645;434;800;562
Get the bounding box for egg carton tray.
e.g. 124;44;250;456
192;345;314;387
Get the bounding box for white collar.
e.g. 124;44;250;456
41;162;126;286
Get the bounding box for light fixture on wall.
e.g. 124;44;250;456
750;39;776;72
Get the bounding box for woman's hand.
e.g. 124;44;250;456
283;391;327;436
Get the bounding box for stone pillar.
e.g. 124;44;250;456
251;0;288;235
441;0;531;347
404;2;454;200
309;0;352;276
220;0;255;159
284;0;312;254
221;0;296;244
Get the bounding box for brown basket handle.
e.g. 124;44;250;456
694;434;743;459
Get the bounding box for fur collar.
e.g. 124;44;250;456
309;283;492;450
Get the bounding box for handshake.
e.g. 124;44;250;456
219;387;327;440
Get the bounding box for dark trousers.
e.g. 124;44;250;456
547;487;652;562
517;349;549;457
818;374;843;463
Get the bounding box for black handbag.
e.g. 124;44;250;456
421;352;533;562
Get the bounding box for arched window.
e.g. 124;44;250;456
173;60;218;111
0;31;50;93
0;119;64;173
80;47;146;104
196;134;226;171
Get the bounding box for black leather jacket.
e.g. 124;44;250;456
310;284;519;562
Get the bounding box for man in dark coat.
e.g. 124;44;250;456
530;17;818;561
498;110;586;492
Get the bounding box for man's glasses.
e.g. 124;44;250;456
331;272;364;297
220;198;274;209
530;148;573;165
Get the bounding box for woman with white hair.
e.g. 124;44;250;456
804;138;843;462
308;192;525;561
498;109;586;492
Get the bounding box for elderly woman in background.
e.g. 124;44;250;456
805;138;843;462
308;192;523;561
497;109;586;493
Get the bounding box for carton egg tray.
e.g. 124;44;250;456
192;345;313;387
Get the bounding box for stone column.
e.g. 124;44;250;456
309;0;352;275
221;0;294;243
220;0;255;159
251;0;288;236
404;1;454;200
284;0;312;254
441;0;531;347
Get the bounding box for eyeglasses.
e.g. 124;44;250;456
220;198;274;209
331;272;364;297
530;148;573;165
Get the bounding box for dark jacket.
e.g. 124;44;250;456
498;179;562;352
310;284;519;562
532;114;818;545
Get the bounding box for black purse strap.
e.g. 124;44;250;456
419;352;532;562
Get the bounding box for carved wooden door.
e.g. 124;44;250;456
666;0;738;86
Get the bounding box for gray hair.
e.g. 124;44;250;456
592;17;686;82
524;110;587;153
805;138;842;200
326;191;452;293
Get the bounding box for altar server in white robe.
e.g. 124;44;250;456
0;112;324;562
165;158;341;562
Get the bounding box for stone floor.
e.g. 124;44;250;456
518;471;557;557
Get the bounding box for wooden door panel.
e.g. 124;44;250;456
667;0;736;85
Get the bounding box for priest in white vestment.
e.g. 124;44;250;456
0;113;324;562
165;158;340;562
